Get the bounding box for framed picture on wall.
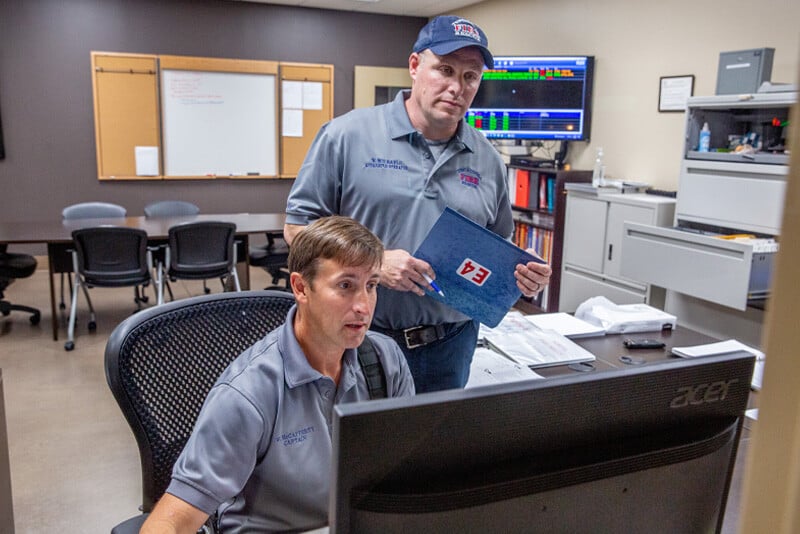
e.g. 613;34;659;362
659;75;694;112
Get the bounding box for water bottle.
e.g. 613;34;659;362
592;147;605;187
698;122;711;152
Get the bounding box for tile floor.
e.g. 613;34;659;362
0;265;750;533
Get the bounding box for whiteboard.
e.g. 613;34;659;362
161;69;277;176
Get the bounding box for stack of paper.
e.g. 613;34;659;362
523;312;606;339
466;348;543;388
671;339;765;390
480;312;596;368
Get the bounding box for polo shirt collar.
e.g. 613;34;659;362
386;90;476;153
278;305;359;390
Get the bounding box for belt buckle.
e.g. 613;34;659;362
403;325;427;349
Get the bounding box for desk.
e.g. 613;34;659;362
0;213;286;341
537;326;720;378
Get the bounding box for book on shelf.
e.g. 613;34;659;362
514;168;531;208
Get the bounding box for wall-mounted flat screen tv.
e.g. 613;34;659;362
467;55;595;142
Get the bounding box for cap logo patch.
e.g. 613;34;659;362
452;19;482;43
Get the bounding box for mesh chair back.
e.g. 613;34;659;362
72;227;151;287
144;200;200;218
168;221;236;279
62;202;127;219
104;291;296;512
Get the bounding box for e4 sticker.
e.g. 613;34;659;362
457;259;491;286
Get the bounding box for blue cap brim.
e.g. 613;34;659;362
428;42;494;70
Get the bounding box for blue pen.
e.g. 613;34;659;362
423;273;445;297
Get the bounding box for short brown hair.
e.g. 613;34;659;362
288;216;383;285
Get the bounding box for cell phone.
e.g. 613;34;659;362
623;338;666;349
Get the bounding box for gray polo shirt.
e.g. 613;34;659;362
166;305;415;532
286;90;514;330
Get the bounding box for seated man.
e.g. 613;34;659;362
141;216;416;533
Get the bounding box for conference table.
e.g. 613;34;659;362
0;212;286;341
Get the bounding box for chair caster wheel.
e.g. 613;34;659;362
88;321;97;331
64;341;74;351
30;313;41;325
59;303;66;310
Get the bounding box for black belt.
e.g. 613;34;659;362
377;323;458;349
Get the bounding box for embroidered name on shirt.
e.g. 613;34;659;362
275;425;315;446
458;167;481;189
364;158;409;171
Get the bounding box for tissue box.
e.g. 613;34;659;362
575;297;677;334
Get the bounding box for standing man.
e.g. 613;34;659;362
141;216;415;533
284;16;551;393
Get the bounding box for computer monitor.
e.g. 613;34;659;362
466;55;595;142
330;352;753;533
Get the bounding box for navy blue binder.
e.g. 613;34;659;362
413;207;543;327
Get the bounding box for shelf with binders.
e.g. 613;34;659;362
507;165;592;314
508;167;561;214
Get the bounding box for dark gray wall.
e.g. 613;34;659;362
0;0;424;240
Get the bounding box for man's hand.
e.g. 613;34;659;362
381;249;435;297
515;249;552;298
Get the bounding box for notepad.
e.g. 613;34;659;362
466;347;543;388
524;312;606;339
671;339;765;390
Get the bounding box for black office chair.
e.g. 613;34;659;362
143;200;200;218
104;290;295;534
161;221;240;303
65;226;158;351
60;202;129;311
248;231;290;291
0;244;41;325
144;200;205;295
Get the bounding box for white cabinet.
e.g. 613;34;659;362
621;92;793;312
559;191;675;313
618;91;794;346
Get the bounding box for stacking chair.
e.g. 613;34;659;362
143;200;199;218
62;202;126;220
0;245;41;325
248;231;290;291
65;226;158;351
162;221;240;303
104;290;295;533
60;202;128;310
143;200;201;295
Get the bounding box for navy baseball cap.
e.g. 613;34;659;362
413;16;494;69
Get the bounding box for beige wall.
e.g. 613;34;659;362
455;0;799;189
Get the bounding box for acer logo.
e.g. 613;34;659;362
670;379;739;408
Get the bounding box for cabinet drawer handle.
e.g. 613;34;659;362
608;244;613;261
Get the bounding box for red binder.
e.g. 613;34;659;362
514;169;530;208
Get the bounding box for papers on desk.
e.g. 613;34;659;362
523;312;606;339
466;347;543;388
671;339;765;390
480;311;596;368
